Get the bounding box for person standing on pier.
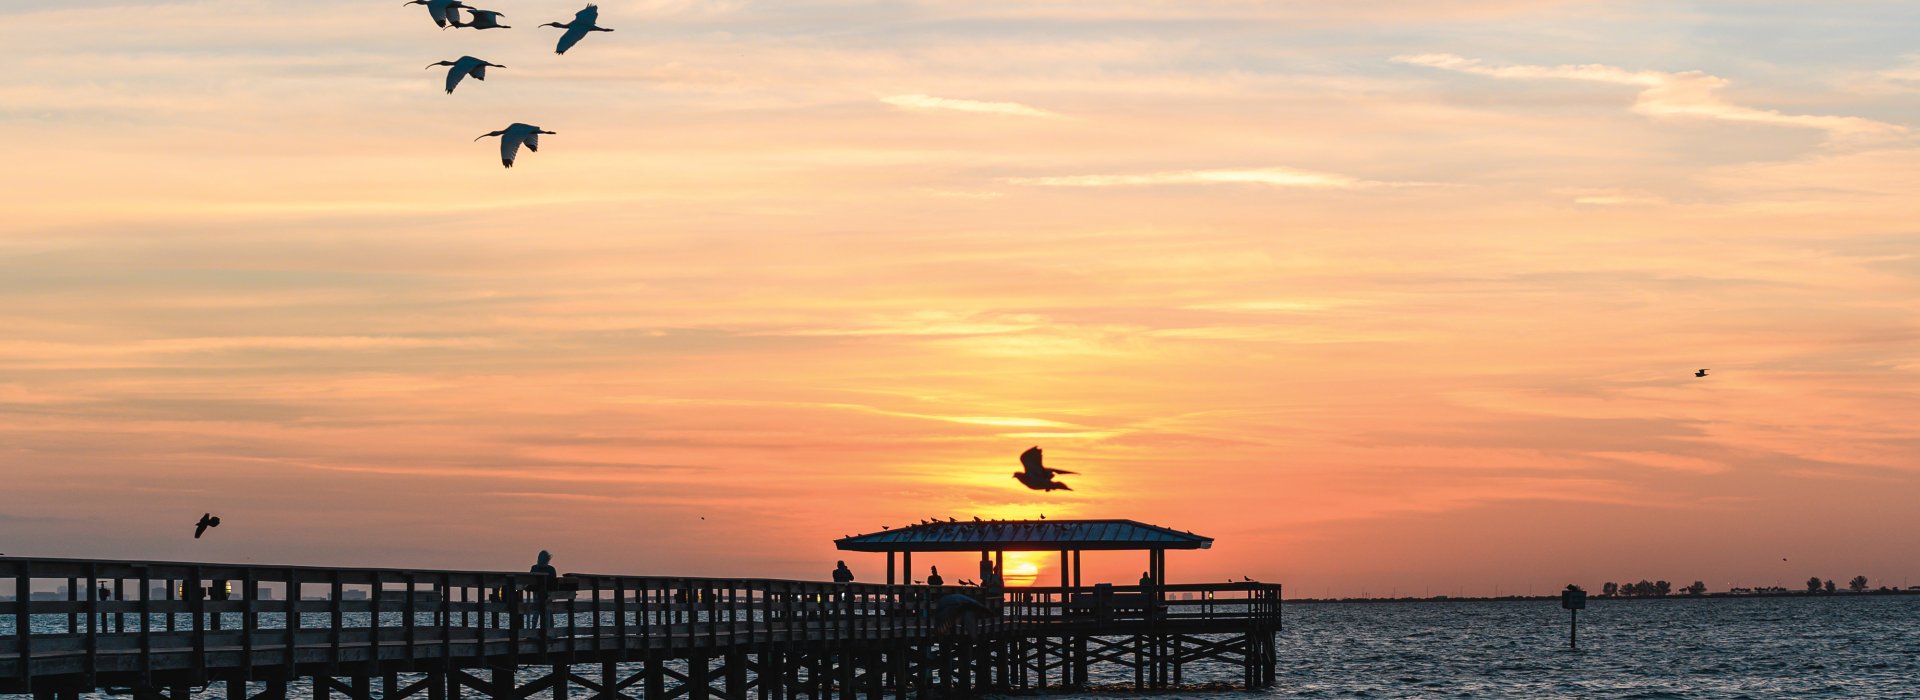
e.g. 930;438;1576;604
528;550;558;629
832;560;855;583
927;566;944;586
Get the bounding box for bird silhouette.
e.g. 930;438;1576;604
474;123;555;168
426;56;505;94
881;525;890;530
972;516;982;523
193;513;221;539
1696;369;1710;378
1014;446;1074;491
452;8;509;29
403;0;470;28
542;5;614;55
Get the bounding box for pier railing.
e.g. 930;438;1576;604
1;557;1277;693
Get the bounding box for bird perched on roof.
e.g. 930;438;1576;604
426;56;504;94
1695;369;1710;378
402;0;470;28
542;5;614;55
1015;447;1074;491
973;516;982;522
193;513;221;539
474;123;555;168
452;8;509;29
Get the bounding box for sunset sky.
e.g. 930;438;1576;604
3;0;1918;596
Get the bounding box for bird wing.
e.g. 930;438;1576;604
556;26;588;54
575;4;599;24
445;66;466;93
501;135;524;166
194;522;208;538
524;131;539;152
470;64;488;81
428;2;451;27
1019;447;1043;473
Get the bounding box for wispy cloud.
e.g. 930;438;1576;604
1006;167;1392;189
1395;53;1907;140
1558;188;1668;206
881;93;1063;118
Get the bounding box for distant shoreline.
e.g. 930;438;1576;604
1284;589;1920;604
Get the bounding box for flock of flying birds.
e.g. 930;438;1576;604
405;0;614;167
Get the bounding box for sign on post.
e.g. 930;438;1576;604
1561;585;1586;649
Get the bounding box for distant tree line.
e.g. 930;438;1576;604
1600;575;1899;598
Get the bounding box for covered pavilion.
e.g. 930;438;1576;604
834;518;1213;589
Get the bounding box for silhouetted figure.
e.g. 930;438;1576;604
927;566;944;587
983;563;1003;589
1014;446;1075;491
934;593;991;634
832;561;855;583
453;8;509;29
527;550;558;629
1139;572;1154;589
530;550;558;583
193;513;221;539
403;0;471;28
1696;369;1710;378
96;584;111;600
542;5;614;55
427;56;505;94
475;123;556;168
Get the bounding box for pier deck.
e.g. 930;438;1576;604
2;557;1280;699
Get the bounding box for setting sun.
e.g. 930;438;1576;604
1003;553;1046;587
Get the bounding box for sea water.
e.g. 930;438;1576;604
13;595;1920;698
1062;596;1920;699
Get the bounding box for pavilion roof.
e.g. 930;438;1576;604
834;519;1212;553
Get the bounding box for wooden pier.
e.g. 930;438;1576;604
1;556;1280;699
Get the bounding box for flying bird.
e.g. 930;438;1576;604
452;8;510;29
1695;369;1710;378
193;513;221;539
426;56;505;94
474;123;555;168
1015;446;1074;491
403;0;470;28
541;5;614;55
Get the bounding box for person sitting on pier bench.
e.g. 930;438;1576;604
832;560;855;583
934;593;990;635
927;566;944;587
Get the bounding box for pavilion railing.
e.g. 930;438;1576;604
1001;583;1282;629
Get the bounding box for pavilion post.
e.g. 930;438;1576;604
887;552;896;586
903;552;913;585
1072;551;1082;589
1059;551;1069;588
